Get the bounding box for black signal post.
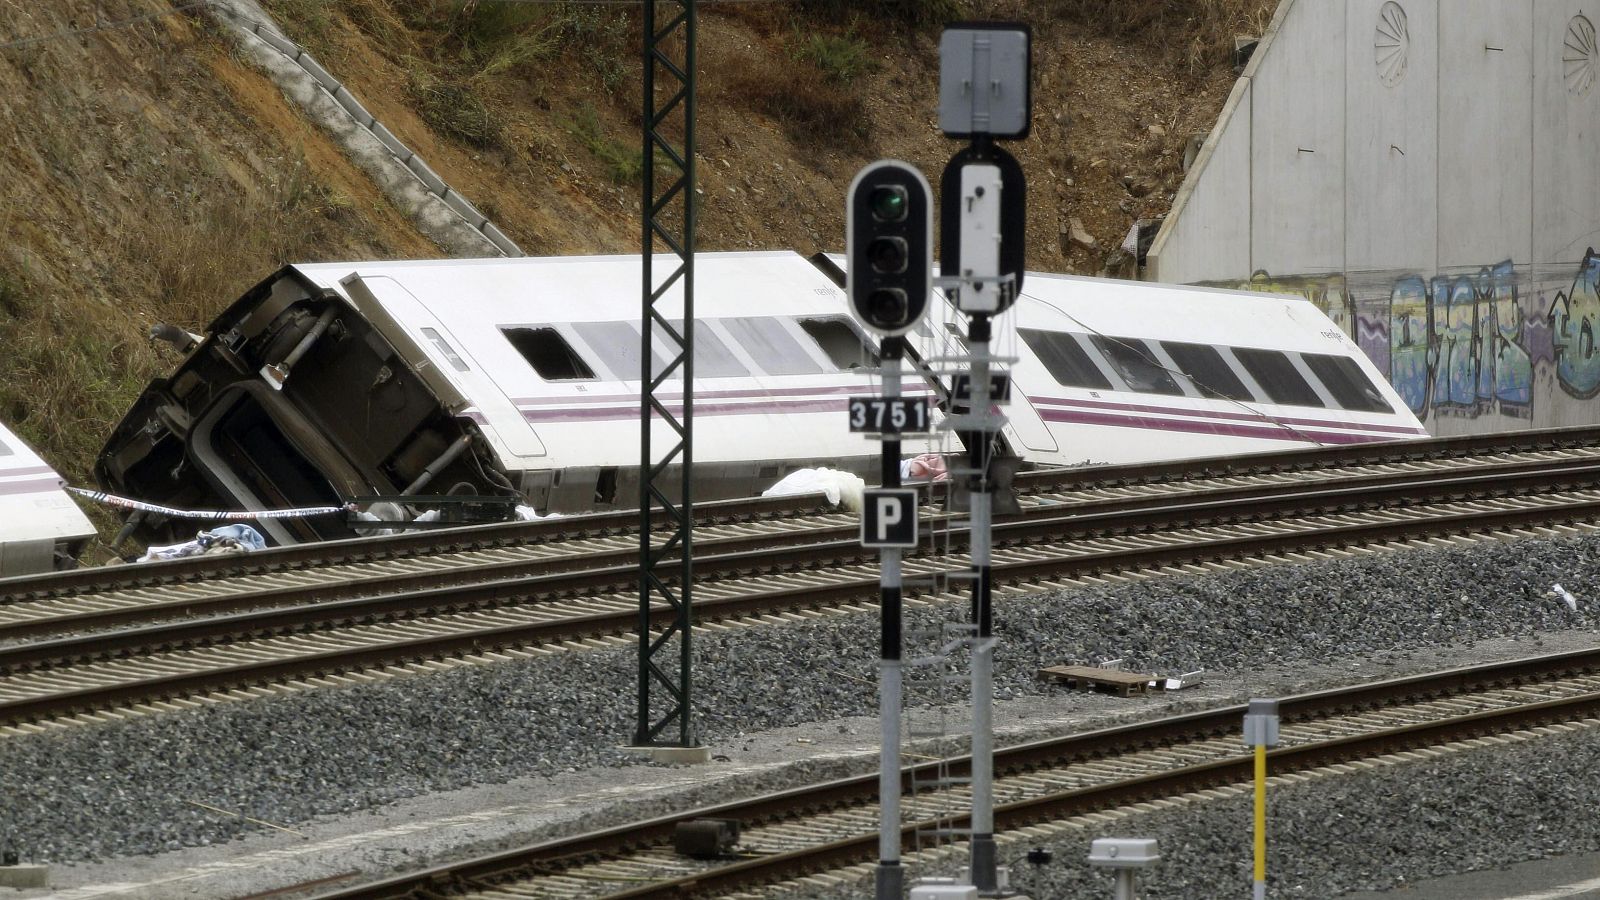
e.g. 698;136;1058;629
847;158;934;900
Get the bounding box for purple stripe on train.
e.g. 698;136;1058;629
0;477;64;497
0;466;57;478
1035;407;1399;445
1027;395;1427;436
518;398;848;423
511;384;931;406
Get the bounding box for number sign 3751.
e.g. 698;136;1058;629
847;396;931;435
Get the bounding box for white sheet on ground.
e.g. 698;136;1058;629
761;468;866;512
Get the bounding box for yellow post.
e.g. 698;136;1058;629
1254;743;1267;899
1244;698;1278;900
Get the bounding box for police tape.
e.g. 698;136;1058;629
68;487;353;520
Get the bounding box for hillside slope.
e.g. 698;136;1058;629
0;0;1269;553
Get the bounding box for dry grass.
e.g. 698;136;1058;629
1043;0;1279;72
0;1;391;504
716;51;873;152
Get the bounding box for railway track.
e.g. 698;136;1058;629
302;647;1600;900
7;433;1600;648
9;425;1600;630
2;439;1600;732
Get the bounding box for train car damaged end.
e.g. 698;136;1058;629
95;267;515;546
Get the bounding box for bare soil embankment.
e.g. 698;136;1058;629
0;0;1272;554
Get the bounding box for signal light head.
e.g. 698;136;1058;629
867;236;908;274
846;160;931;337
866;288;909;327
869;185;908;222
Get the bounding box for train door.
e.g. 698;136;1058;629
340;274;547;460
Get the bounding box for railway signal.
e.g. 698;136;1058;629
846;160;933;336
938;22;1031;316
936;20;1030;894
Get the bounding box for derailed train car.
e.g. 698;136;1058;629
97;251;1424;546
97;252;903;546
0;421;95;576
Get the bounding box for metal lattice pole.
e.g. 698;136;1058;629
636;0;696;748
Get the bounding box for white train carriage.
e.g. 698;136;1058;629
98;252;907;545
904;269;1426;465
0;421;95;576
96;250;1424;546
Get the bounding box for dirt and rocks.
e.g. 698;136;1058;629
0;2;1266;550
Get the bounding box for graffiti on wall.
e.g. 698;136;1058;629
1212;249;1600;428
1551;250;1600;399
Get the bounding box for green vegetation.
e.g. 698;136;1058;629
567;103;643;184
409;70;502;148
0;271;26;319
441;1;562;80
795;30;876;85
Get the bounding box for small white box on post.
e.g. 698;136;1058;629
1243;698;1280;748
1088;838;1159;900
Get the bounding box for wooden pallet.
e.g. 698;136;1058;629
1037;665;1155;697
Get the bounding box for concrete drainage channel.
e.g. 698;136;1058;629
202;0;521;258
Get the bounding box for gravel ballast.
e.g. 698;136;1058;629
782;723;1600;899
2;531;1598;881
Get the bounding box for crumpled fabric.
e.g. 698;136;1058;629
138;524;267;563
761;467;866;512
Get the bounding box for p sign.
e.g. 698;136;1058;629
861;488;919;548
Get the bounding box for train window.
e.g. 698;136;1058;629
799;317;879;370
1160;341;1252;401
1090;336;1183;395
420;327;470;373
572;321;669;380
1302;353;1392;412
1019;329;1111;389
1232;347;1325;407
667;320;747;378
723;317;826;375
501;327;596;380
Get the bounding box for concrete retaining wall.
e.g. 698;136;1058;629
1147;0;1600;433
205;1;523;258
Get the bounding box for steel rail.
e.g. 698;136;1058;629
304;645;1600;899
0;493;834;603
13;425;1600;604
5;490;1600;726
9;460;1600;666
8;452;1600;649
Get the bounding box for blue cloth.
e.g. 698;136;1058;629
199;524;267;551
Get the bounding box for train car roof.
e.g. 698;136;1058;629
1010;269;1343;352
0;420;53;471
0;420;95;545
815;251;1350;353
291;251;842;321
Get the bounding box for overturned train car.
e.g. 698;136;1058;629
97;252;898;546
98;251;1426;547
